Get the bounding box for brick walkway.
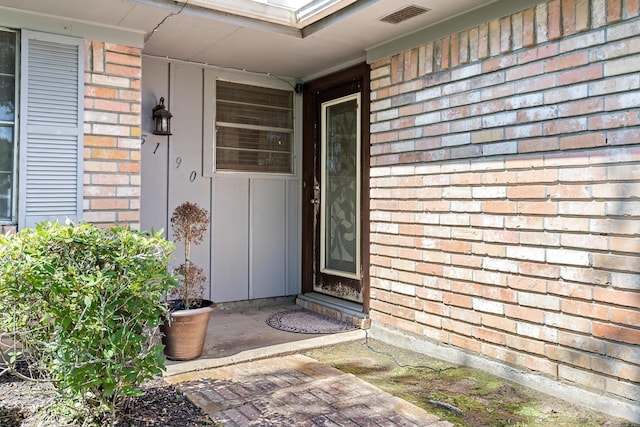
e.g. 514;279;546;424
166;354;452;426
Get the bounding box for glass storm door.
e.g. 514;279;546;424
313;93;362;302
302;63;370;308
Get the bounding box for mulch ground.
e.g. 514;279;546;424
0;371;212;427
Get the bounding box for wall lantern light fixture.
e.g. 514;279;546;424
152;97;172;135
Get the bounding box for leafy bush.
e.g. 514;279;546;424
0;221;178;425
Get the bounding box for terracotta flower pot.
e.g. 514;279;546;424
160;300;215;361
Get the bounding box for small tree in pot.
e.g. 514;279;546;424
161;202;215;360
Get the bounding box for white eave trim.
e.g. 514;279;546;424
366;0;548;63
0;6;145;48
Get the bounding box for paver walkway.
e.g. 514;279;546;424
166;354;452;426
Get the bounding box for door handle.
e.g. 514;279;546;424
310;198;319;204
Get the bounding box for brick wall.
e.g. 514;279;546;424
84;41;142;229
369;0;639;405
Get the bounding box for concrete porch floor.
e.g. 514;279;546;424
164;297;367;377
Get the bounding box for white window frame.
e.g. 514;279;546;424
0;27;19;224
203;69;300;178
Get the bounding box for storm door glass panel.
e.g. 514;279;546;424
0;29;17;222
216;80;293;173
320;93;360;279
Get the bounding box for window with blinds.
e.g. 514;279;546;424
215;81;293;174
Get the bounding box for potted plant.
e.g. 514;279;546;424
160;202;215;360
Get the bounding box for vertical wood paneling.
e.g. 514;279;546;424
140;58;169;235
286;179;301;295
213;176;249;302
250;179;286;299
167;63;211;298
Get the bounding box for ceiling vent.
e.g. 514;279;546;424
380;5;430;24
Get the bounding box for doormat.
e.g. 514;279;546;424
266;309;357;334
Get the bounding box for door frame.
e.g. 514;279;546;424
301;63;370;312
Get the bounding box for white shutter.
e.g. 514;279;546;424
19;31;84;229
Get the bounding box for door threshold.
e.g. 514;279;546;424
296;292;370;329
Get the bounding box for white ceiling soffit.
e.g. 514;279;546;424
0;0;532;79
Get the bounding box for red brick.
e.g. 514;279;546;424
546;51;588;72
517;201;557;215
591;112;640;130
91;198;129;210
558;98;604;118
594;288;640;308
507;61;544;81
85;135;117;147
450;334;482;352
117;162;140;173
483;314;517;333
473;327;506;345
518;137;560;153
607;342;640;365
505;305;545;323
443;292;474;308
91;41;105;73
478;22;489;58
558;64;603;85
575;0;590;31
560;133;606;150
610;236;640;254
508;276;548;293
547;0;563;39
500;16;511;53
483;286;518;303
546;345;590;368
593;322;640;345
564;0;578;35
93;99;132;113
535;3;549;43
481;201;517;214
605;91;640;111
607;0;623;22
404;48;418;80
544;117;588;134
625;0;639;18
84;186;117;197
520;262;559;279
450;307;482;324
522;8;536;47
609;307;640;325
506;334;546;355
439;37;451;71
563;300;609;320
443;318;474;336
450;33;460;68
558;331;605;353
593;357;640;382
489;19;501;56
91;147;131;161
512;11;523;50
459;30;470;64
105;44;141;56
90;173;131;186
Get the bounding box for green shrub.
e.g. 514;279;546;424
0;221;178;425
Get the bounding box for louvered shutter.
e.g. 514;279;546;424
18;31;84;229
